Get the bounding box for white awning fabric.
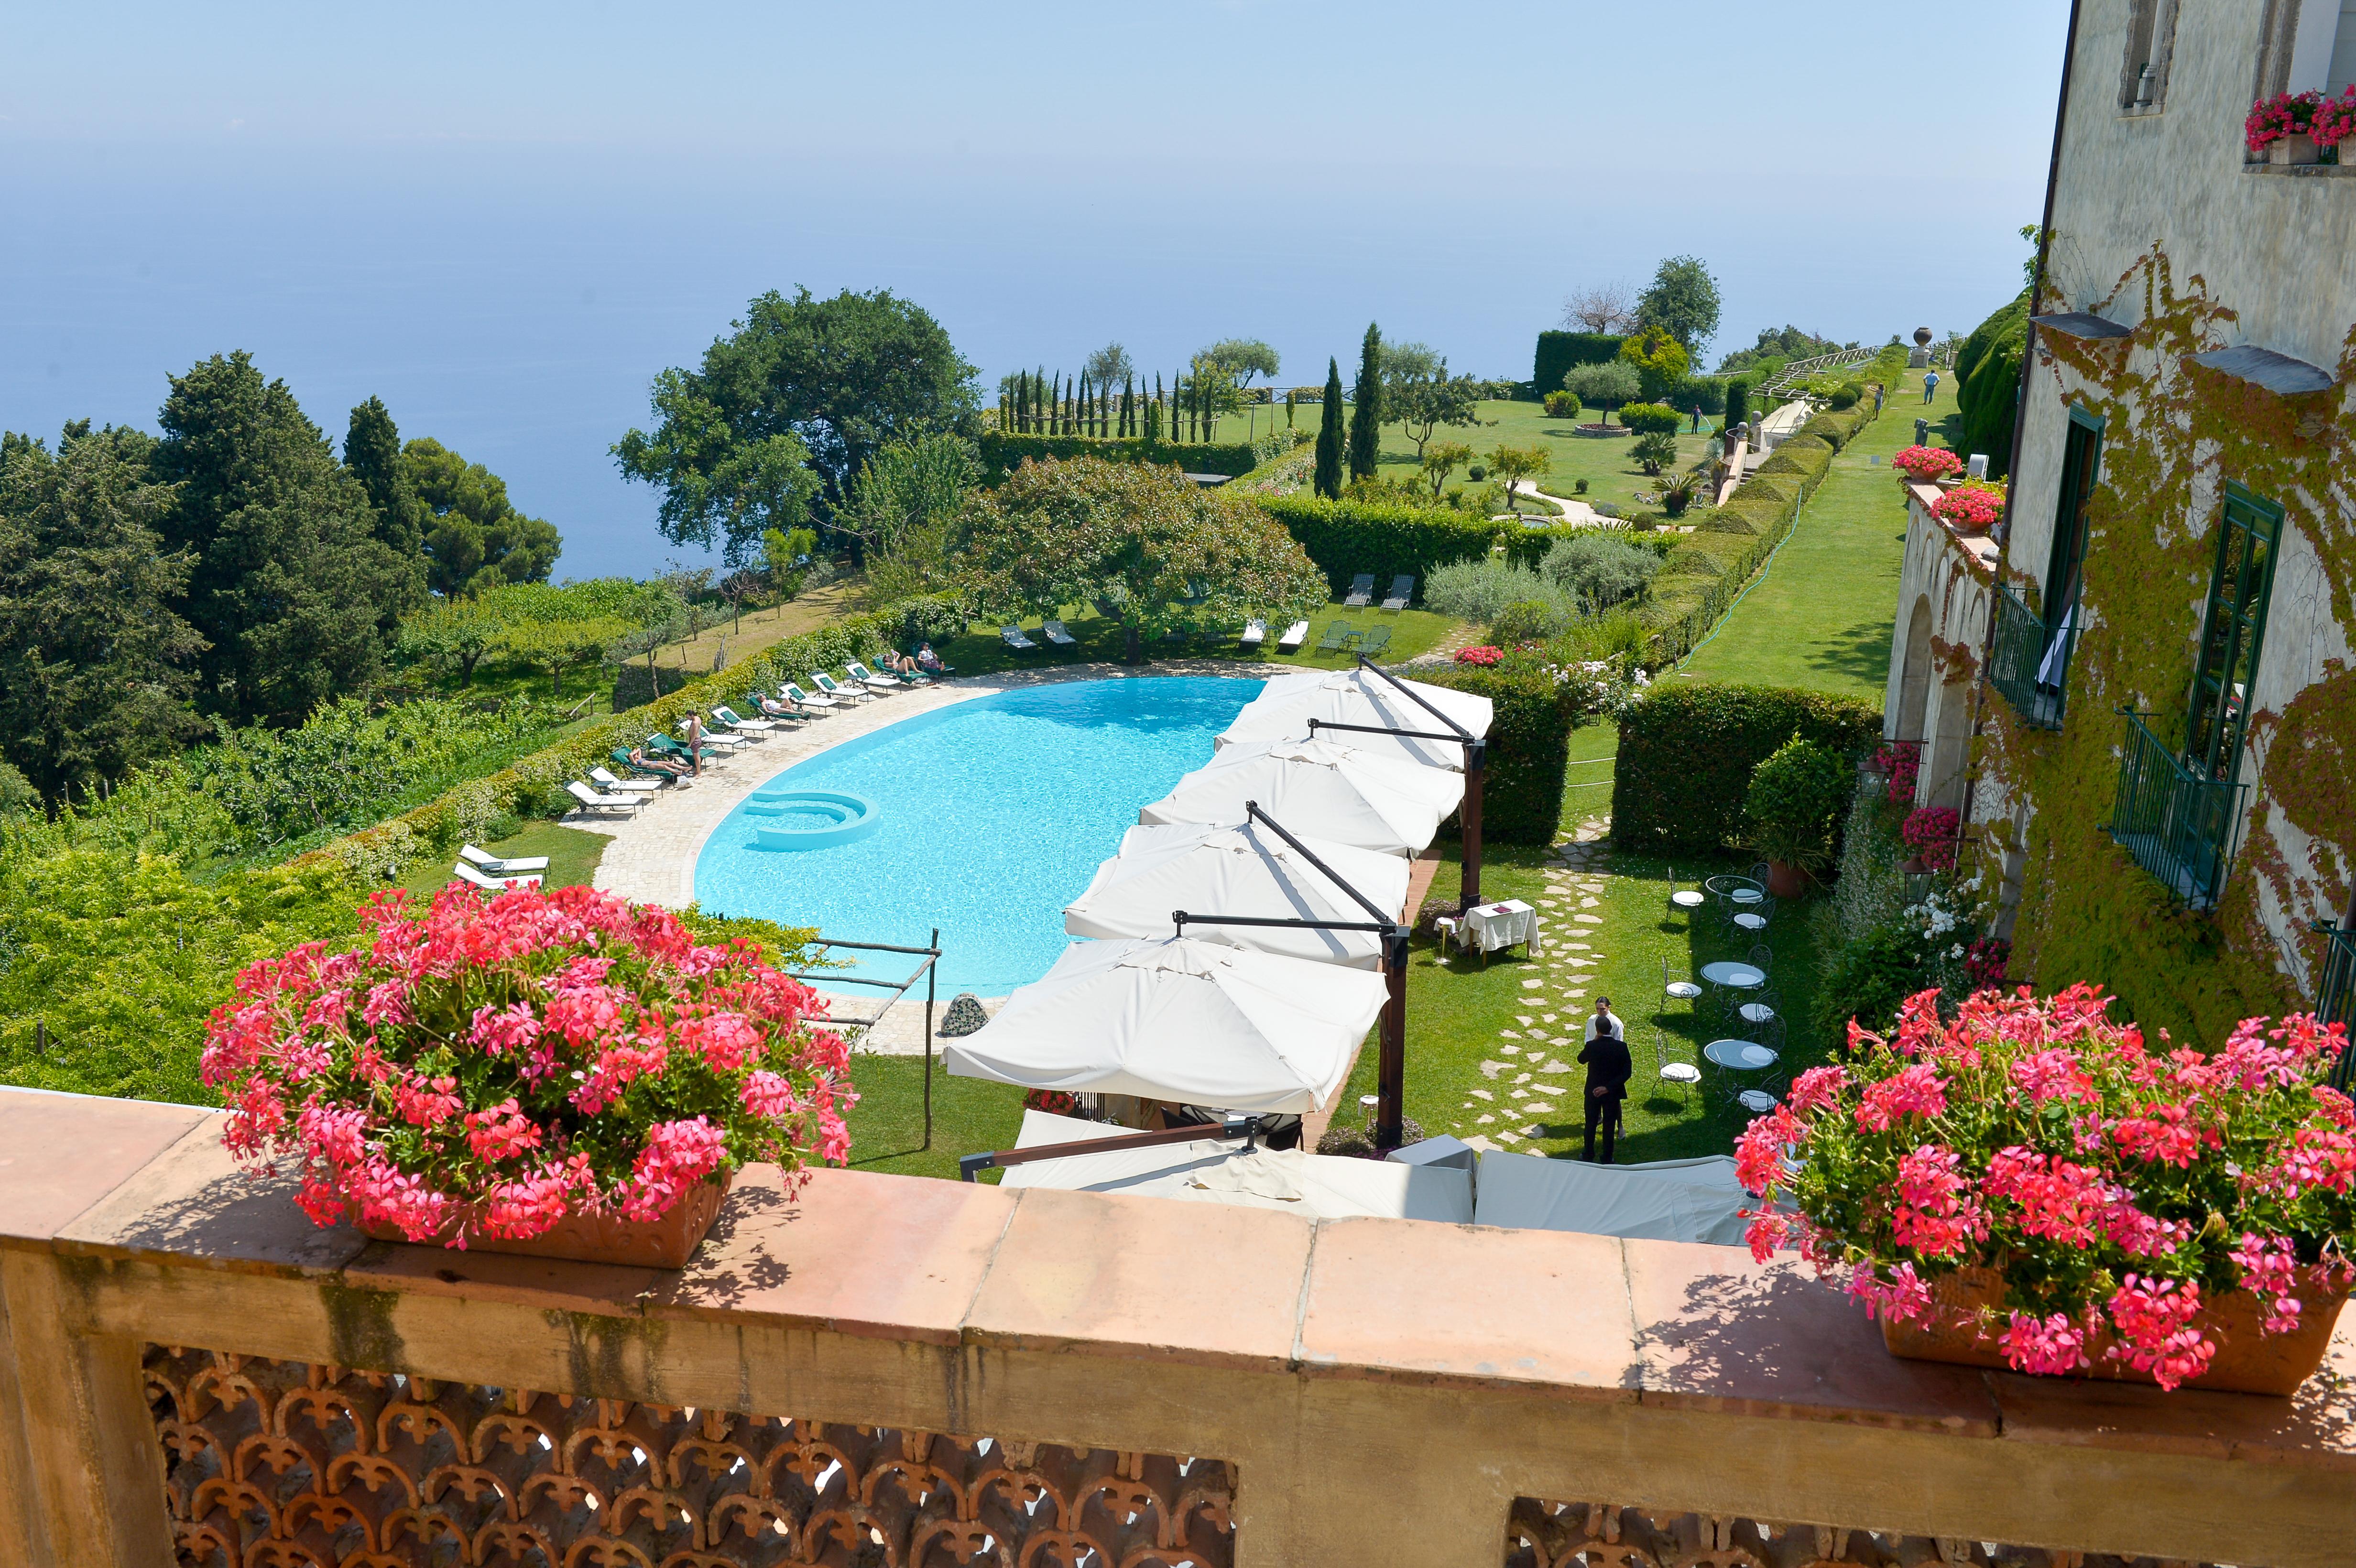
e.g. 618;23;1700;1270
1471;1154;1755;1246
1001;1110;1473;1222
941;936;1386;1113
1139;738;1463;857
1064;821;1410;968
1217;667;1493;773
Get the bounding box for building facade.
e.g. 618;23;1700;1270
1884;0;2356;1043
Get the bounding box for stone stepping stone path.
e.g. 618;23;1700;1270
1442;811;1616;1148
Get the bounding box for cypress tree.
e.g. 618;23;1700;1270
1079;370;1091;437
1348;322;1382;479
1122;373;1134;438
1314;358;1345;499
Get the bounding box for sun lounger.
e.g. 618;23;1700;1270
910;651;955;678
451;862;542;891
1277;619;1310;655
645;734;696;762
678;718;750;750
1001;625;1040;652
810;671;870;705
779;681;838;712
590;766;665;795
1381;575;1415;612
566;780;646;817
710;705;777;735
1042;619;1080;648
1239;618;1266;650
843;660;905;693
1357;625;1393;657
1343;573;1376;608
610;747;682;783
1317;622;1360;653
459;843;551;874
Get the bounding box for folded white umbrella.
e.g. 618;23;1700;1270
1218;667;1494;773
1064;821;1411;968
942;936;1387;1114
1139;738;1463;857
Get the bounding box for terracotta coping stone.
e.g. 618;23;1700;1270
0;1089;208;1247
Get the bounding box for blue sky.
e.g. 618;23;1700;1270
0;1;2068;579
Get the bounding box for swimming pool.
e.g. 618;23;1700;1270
692;675;1263;995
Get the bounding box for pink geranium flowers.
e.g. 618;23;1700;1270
202;883;853;1249
1891;445;1963;482
1737;984;2356;1389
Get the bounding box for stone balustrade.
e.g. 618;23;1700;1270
0;1088;2349;1567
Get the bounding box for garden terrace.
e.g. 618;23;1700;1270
7;1088;2351;1568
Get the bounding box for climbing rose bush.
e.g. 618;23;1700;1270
1739;985;2355;1390
202;884;853;1248
1891;445;1963;482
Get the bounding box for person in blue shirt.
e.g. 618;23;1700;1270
1923;369;1941;405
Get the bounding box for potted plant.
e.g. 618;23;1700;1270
2313;86;2356;164
2247;89;2325;165
1899;805;1961;874
203;884;852;1268
1931;479;2006;533
1739;986;2356;1394
1743;733;1852;897
1891;446;1963;485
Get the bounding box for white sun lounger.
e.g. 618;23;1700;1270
781;681;838;712
459;843;550;874
1277;620;1311;654
1042;619;1080;648
1239;618;1266;650
843;660;902;693
451;861;543;891
811;671;870;704
589;766;665;795
566;780;646;817
1001;625;1040;651
710;705;777;734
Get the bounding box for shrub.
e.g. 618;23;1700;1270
1414;664;1582;845
1467;465;1487;481
975;432;1258;485
1613;684;1881;855
1828;381;1864;410
1574;478;1590;495
1632;431;1680;475
1492;599;1574;644
1252;496;1501;597
1743;732;1854;874
1426;559;1562;626
1618;402;1682;436
1954;290;2029;477
898;592;969;645
1532;331;1625;398
1542;390;1581;419
1540;533;1660;608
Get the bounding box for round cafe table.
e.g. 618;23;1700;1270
1703;1039;1778;1072
1698;961;1766;991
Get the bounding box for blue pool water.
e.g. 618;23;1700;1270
692;676;1263;995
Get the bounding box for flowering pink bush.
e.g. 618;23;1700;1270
2247;90;2322;152
1738;985;2356;1389
1874;740;1920;807
202;884;853;1248
1931;479;2005;530
1963;936;2010;989
1453;644;1503;666
2313;86;2356;148
1891;446;1963;483
1900;805;1961;871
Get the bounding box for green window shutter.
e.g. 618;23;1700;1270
2184;481;2283;787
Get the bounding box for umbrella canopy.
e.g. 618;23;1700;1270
1472;1154;1757;1245
1138;738;1463;857
1064;821;1411;968
942;936;1386;1113
1218;667;1494;773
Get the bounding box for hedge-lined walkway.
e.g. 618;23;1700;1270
1675;366;1956;697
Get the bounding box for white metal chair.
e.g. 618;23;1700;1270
1662;956;1703;1014
1665;868;1707;921
1654;1027;1702;1107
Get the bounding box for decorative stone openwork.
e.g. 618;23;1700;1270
144;1347;1237;1568
1503;1501;2255;1568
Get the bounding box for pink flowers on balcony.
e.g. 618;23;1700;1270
202;883;853;1249
1900;805;1961;871
1891;445;1963;483
1930;479;2005;530
1736;984;2356;1390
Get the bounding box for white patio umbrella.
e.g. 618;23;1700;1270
1218;667;1494;773
941;936;1387;1114
1064;820;1411;968
1138;738;1463;857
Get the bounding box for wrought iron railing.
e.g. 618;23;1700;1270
1988;582;2074;730
2106;710;2247;910
2316;921;2356;1090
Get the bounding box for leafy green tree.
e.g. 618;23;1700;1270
1315;359;1345;499
153;352;416;727
1200;338;1280;399
833;433;979;607
394;596;510;688
1182;354;1244;442
1378;341;1442;383
0;423;208;797
1485;444;1548;512
1564;361;1640;425
762;525;819;598
1616;325;1693;402
1420;439;1474;499
1636;255;1723;359
1387;370;1482;460
404;438;564;596
1347;324;1383;479
508;614;627;698
341;398;430;577
609;370;819;562
961;457;1325;664
1086;342;1134;393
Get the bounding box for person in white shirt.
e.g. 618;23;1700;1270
1577;997;1632;1163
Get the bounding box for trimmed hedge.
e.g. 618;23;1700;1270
1254;497;1501;601
1532;331;1625;396
1611;683;1883;856
977;432;1258;485
1415;664;1582;846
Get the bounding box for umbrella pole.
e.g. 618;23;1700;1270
1460;739;1486;912
923;926;938;1152
1376;928;1410;1151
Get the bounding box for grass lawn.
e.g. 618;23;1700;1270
921;600;1469;679
1673;366;1958;697
393;822;614;899
843;1054;1027;1181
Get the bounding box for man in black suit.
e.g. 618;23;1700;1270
1577;996;1632;1163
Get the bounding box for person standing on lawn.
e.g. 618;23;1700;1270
1578;996;1632;1163
1922;369;1940;405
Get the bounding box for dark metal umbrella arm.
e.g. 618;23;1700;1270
960;1116;1265;1181
786;932;944;1150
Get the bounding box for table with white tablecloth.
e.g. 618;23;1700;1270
1436;899;1539;958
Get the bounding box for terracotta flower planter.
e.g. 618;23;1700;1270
1763;859;1812;899
359;1170;733;1269
1880;1266;2352;1395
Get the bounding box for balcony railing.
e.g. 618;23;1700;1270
1988;582;2074;730
2318;921;2356;1091
2107;710;2247;909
